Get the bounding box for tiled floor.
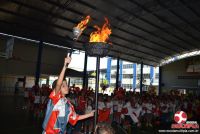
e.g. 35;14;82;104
0;95;42;134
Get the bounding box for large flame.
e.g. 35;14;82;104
89;17;112;43
75;15;91;31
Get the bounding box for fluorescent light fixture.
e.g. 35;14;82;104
159;49;200;66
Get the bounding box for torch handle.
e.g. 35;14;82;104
66;47;74;67
69;47;73;57
66;34;77;67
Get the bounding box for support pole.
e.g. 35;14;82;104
94;56;100;127
115;57;120;89
35;41;43;86
140;62;143;94
158;67;162;95
119;60;123;87
106;57;112;85
150;66;154;85
68;78;71;87
23;76;26;88
133;63;137;90
83;53;88;89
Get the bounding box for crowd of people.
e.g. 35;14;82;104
21;53;200;134
23;83;200;134
23;84;50;118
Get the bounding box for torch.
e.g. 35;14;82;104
86;17;112;127
73;15;90;41
67;16;91;66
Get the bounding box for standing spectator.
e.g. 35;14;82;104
34;92;40;118
106;96;113;122
14;81;19;94
23;88;29;109
84;98;94;133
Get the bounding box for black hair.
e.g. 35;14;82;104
52;79;67;89
95;122;115;134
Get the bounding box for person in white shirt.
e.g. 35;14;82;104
41;96;47;104
106;96;113;122
116;99;124;123
183;100;188;111
98;97;106;110
33;92;40;117
126;101;142;122
143;99;153;127
168;100;176;122
23;88;29;110
161;101;169;114
169;100;176;114
84;98;93;134
112;99;118;112
160;100;170;123
112;98;118;122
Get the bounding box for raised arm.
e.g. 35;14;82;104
54;56;71;94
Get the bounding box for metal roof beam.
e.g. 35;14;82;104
3;0;171;58
156;0;200;44
129;0;200;48
42;0;173;56
102;0;187;52
76;0;191;50
0;14;161;63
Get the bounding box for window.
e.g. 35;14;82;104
111;74;116;78
110;83;115;87
111;65;117;69
143;74;150;79
123;74;133;78
137;74;140;79
123;64;133;69
122;84;132;89
155;73;159;79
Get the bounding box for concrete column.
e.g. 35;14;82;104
35;41;43;86
115;57;120;89
132;63;137;89
140;62;143;94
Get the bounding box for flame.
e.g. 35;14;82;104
89;17;112;43
75;15;91;31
